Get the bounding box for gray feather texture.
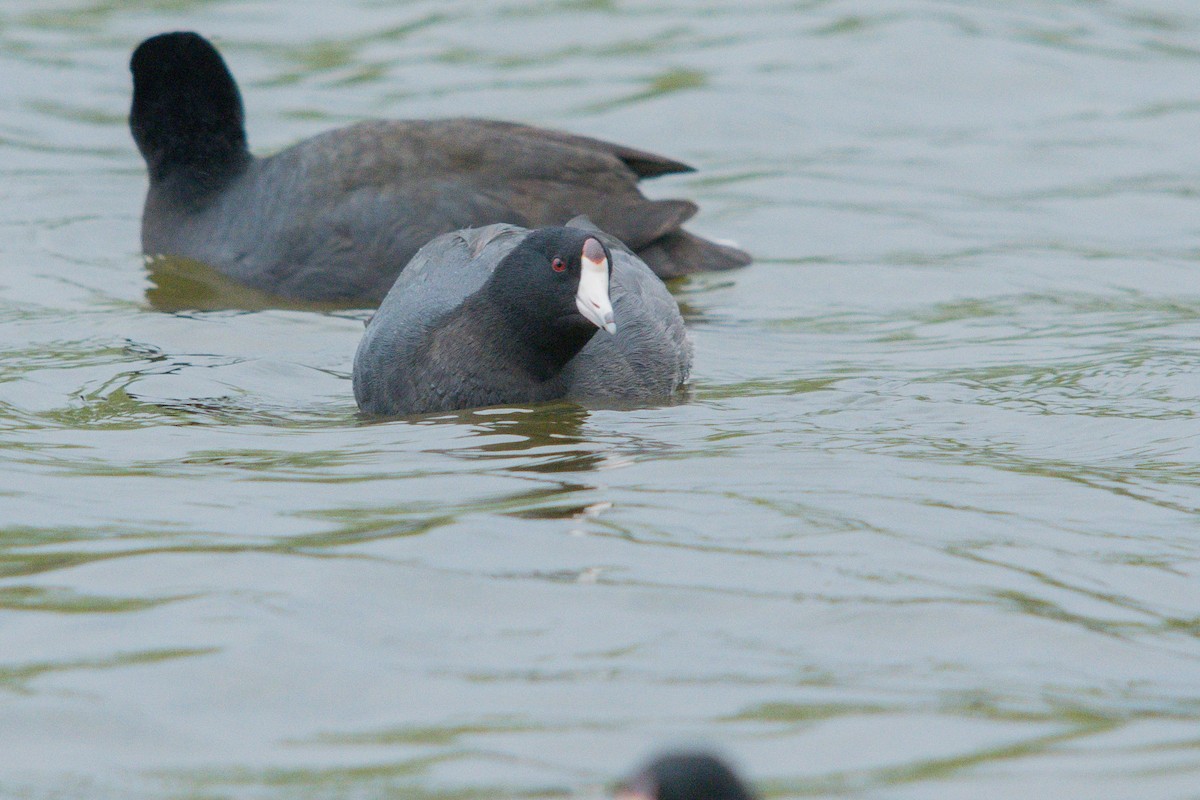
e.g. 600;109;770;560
132;33;750;305
141;117;749;303
353;221;692;416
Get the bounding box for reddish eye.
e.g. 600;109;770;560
551;258;566;273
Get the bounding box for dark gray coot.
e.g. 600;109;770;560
617;752;757;800
130;31;751;305
353;219;691;416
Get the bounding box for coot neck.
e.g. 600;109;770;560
131;74;252;205
470;282;597;382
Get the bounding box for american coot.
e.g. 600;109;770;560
130;32;751;305
618;752;757;800
353;220;691;416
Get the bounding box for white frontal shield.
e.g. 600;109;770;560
575;239;616;334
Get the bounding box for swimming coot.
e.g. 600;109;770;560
617;752;757;800
130;31;750;305
352;220;691;416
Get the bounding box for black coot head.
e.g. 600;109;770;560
129;31;248;183
491;226;616;336
618;752;756;800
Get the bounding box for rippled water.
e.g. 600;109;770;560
3;1;1200;798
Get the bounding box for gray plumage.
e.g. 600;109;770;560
620;752;756;800
131;32;751;306
353;220;692;416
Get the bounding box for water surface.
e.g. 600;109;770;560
2;1;1200;798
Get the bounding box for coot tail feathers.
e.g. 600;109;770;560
637;229;753;277
597;198;698;252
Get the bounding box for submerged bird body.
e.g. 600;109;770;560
619;752;757;800
353;222;692;416
131;32;750;305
